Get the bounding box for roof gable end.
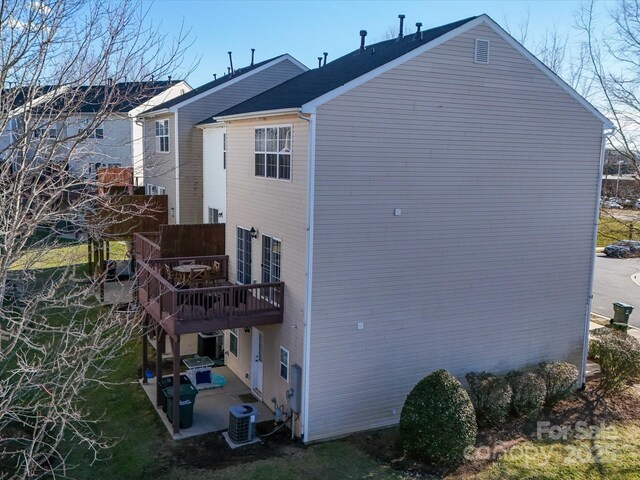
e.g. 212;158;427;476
301;14;612;128
141;54;307;116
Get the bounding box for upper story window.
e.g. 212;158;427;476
78;119;103;139
33;126;57;139
86;125;104;139
155;119;169;153
255;126;291;180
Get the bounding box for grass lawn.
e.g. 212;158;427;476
10;241;126;270
66;338;167;480
472;421;640;480
162;442;411;480
598;214;639;246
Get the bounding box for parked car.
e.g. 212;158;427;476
603;240;640;258
604;243;631;258
601;199;623;209
616;240;640;253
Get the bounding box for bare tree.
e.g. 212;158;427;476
577;0;640;175
0;1;190;478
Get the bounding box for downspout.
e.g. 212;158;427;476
174;110;181;224
298;110;315;442
580;127;613;387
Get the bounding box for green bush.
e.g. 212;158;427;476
536;362;579;406
589;328;640;393
399;369;477;467
506;371;546;417
465;372;512;427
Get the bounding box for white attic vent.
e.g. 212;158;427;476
474;39;490;64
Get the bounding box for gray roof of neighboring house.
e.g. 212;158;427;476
23;81;180;114
206;17;477;121
145;55;292;114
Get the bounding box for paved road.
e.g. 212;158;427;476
592;255;640;328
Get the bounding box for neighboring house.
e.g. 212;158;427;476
1;81;188;180
137;54;308;224
208;14;612;442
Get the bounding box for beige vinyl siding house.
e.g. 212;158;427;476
139;55;307;224
213;15;611;443
223;115;308;415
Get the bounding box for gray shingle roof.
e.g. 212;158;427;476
145;55;291;114
209;17;477;120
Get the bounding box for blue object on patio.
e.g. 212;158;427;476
195;369;211;385
145;369;154;379
211;373;227;387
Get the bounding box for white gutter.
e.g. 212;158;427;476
299;110;316;443
136;107;170;119
174;110;181;224
213;108;299;122
581;127;614;386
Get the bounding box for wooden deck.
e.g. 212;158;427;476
136;254;284;335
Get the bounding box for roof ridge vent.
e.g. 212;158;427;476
474;38;489;64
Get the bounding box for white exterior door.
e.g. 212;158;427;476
251;328;264;397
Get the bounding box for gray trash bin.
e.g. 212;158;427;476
612;302;634;326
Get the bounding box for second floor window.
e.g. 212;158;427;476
155;119;169;152
87;125;104;139
255;126;291;180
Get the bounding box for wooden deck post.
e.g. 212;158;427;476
172;335;181;435
142;315;148;384
155;327;165;407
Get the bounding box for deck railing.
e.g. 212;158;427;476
134;232;161;261
136;255;284;335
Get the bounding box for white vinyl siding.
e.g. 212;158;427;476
175;58;304;224
224;115;308;435
305;23;604;441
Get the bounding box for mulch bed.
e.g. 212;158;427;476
148;420;303;476
345;378;640;479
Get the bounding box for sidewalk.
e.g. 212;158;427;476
590;312;640;342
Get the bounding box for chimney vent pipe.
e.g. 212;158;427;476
398;14;405;39
359;30;367;52
228;51;234;75
251;48;255;66
323;52;328;66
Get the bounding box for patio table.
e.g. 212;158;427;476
183;356;215;370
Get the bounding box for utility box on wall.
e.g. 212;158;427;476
287;364;302;413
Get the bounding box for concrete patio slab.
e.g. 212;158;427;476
140;366;273;440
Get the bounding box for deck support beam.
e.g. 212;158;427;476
155;327;165;407
171;335;181;435
142;314;149;384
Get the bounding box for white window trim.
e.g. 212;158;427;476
261;234;282;305
229;329;239;357
146;183;164;195
155;119;170;153
279;346;289;382
254;124;292;181
236;225;252;285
